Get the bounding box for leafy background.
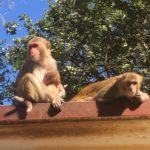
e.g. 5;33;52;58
0;0;150;104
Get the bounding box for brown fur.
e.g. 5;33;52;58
71;72;149;102
43;70;61;86
14;37;66;112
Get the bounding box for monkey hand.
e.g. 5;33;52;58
135;91;150;103
52;95;64;108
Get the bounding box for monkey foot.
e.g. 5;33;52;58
52;97;64;109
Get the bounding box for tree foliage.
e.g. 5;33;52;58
2;0;150;101
0;40;15;104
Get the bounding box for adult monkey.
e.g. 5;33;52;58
13;37;66;112
71;72;149;103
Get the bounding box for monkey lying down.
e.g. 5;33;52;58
71;72;150;103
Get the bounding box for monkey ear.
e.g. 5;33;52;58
137;74;144;84
116;74;125;82
45;40;51;50
116;76;120;81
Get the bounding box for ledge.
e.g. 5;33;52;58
1;99;150;149
0;98;150;122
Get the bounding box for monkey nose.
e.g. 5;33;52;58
30;51;35;56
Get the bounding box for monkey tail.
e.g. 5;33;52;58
13;95;25;102
24;100;33;112
13;96;33;113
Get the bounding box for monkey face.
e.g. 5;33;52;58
28;43;40;62
124;80;138;97
27;37;51;62
43;71;60;86
28;42;49;62
118;72;143;98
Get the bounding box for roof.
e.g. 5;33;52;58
1;99;150;123
1;99;150;149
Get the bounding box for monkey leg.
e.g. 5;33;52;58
16;73;65;109
17;73;46;102
13;96;33;113
14;73;54;112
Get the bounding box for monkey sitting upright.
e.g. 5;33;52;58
13;37;66;112
71;72;150;103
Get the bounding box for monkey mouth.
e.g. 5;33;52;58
128;92;135;97
30;56;39;61
30;54;36;57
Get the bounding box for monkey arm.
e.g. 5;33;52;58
15;63;28;87
46;84;65;108
57;84;66;98
53;83;66;108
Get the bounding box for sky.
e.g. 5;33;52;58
0;0;50;105
0;0;49;44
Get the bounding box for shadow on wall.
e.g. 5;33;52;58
4;103;61;120
4;104;28;120
96;98;142;116
3;98;142;120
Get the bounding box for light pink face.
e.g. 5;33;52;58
124;80;138;97
117;73;143;98
28;42;40;61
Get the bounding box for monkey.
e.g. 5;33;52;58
13;37;66;112
71;72;149;103
43;70;66;105
43;70;61;86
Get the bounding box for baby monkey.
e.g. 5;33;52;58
13;37;66;112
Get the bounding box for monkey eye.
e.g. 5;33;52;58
127;81;137;85
28;44;38;49
131;81;137;85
